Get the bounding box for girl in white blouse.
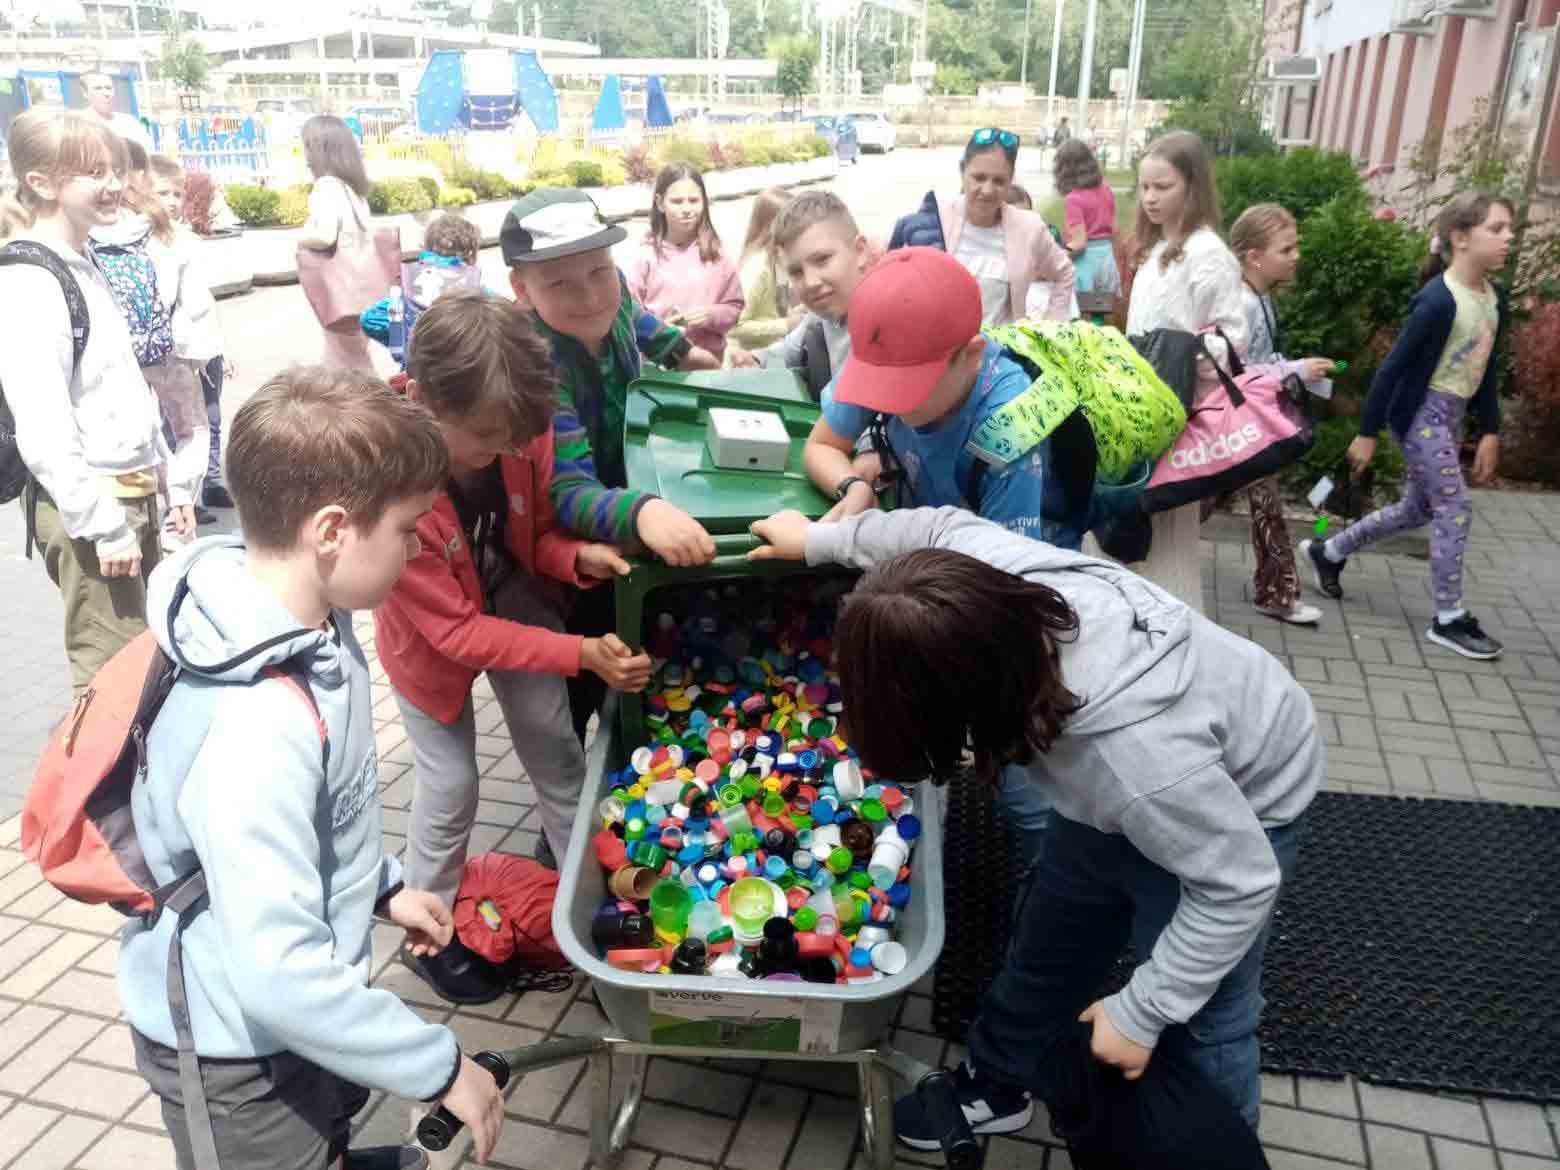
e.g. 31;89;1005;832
1122;131;1248;613
297;115;378;372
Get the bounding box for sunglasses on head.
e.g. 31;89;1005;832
970;127;1019;154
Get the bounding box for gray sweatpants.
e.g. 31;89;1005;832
394;573;586;907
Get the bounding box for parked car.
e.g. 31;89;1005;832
845;110;896;153
254;98;317;119
811;115;860;164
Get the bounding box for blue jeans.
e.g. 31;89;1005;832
997;764;1054;870
200;356;224;485
969;812;1304;1137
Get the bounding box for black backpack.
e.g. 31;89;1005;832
0;242;91;508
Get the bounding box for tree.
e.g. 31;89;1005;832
1145;0;1272;156
160;30;209;95
771;36;816;111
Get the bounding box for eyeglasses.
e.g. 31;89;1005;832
970;127;1019;155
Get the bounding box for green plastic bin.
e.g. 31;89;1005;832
612;369;842;741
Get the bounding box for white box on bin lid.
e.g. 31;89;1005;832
705;407;791;472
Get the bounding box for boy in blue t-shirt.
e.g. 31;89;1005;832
801;245;1086;863
802;246;1086;551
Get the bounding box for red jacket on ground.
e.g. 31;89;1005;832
374;432;587;724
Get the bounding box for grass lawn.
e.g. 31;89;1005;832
1039;187;1138;234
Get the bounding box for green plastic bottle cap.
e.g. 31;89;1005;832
763;792;785;816
860;799;886;823
794;906;818;931
807;717;833;738
740;776;760;798
790;813;815;832
719;784;743;806
849;871;872;890
827;846;853;874
707;925;733;945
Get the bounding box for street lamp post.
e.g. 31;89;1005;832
1021;0;1033;88
1046;0;1064;124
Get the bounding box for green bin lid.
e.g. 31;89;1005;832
623;370;834;534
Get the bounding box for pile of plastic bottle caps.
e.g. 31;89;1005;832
591;581;921;984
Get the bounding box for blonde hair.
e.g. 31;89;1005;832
1134;130;1222;271
0;110;122;240
741;187;792;258
120;138;173;243
1228;203;1297;266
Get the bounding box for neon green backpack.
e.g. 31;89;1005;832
974;319;1187;486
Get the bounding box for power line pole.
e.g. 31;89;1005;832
1117;0;1145;166
1021;0;1033;88
1046;0;1065;124
1075;0;1096;133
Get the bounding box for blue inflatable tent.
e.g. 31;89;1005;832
590;75;626;136
645;76;674;130
414;49;559;135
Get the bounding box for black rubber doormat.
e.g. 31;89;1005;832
931;787;1560;1102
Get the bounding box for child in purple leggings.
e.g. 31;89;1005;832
1301;192;1513;660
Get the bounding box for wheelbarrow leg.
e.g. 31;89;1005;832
859;1052;897;1170
590;1047;647;1169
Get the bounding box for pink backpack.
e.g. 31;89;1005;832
1142;330;1313;513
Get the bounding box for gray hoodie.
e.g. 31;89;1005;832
806;507;1321;1050
117;536;460;1101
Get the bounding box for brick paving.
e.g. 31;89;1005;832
1;489;1558;1170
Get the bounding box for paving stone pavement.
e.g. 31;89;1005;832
1;489;1558;1170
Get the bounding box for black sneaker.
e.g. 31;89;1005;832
1299;539;1345;600
1426;613;1503;660
534;835;557;871
344;1148;429;1170
202;481;235;509
194;505;217;526
401;936;507;1005
894;1060;1033;1150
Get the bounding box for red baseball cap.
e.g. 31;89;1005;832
834;247;983;415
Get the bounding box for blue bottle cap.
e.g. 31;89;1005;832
895;815;922;842
677;844;704;865
888;882;912;908
764;856;787;880
849;947;873;968
626;799;647;822
797;750;819;772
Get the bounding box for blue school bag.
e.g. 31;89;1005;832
90;237;175;367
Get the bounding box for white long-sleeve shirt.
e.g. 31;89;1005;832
1125;227;1248;371
0;234;171;557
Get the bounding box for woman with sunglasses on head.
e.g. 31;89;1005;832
889;127;1076;325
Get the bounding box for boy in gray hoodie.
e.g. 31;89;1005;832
749;505;1321;1168
118;367;505;1168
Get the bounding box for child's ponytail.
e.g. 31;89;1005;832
1419;191;1515;287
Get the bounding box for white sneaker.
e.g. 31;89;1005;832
1256;601;1323;626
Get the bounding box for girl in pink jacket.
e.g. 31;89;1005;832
626;163;744;360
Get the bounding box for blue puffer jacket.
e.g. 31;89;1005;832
888;191;947;252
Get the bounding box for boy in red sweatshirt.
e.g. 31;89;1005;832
375;292;651;1003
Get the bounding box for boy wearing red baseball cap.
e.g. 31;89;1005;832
803;246;1088;551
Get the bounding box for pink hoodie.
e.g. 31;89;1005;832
625;235;745;360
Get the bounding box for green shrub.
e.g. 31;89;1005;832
657;135;714;172
447;161;515;201
371;176;435;215
224;184;280;227
565;159;605;188
276;185;310;227
1282;417;1406;506
1217;148;1367;228
598;158;627;187
1277;197;1424;400
805;135;832;159
438;185;477;209
526;169;574;189
416;175;441;205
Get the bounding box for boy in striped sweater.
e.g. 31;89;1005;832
503;189;720;739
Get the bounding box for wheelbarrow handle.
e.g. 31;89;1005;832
416;1036;606;1152
416;1051;510;1152
915;1069;983;1170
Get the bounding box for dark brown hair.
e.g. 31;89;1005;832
301;114;370;197
772;189;859;252
1420;190;1515;287
834;549;1082;785
227;365;448;551
1053;138;1104;195
422;212;481;264
406;291;557;443
1134;130;1221;271
1004;183;1032;209
649;161;722;263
